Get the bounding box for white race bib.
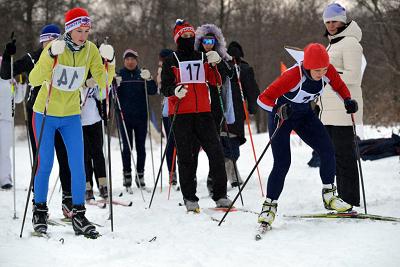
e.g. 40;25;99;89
290;88;323;103
52;64;86;91
178;60;205;84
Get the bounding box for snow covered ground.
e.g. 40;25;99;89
1;125;399;267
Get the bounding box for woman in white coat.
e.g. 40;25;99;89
319;3;364;206
0;57;25;189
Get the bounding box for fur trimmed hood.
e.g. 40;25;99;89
194;24;232;61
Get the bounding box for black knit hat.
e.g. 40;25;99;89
227;41;244;58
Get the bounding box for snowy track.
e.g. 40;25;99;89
1;126;399;267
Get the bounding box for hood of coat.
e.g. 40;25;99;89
194;24;232;61
329;20;362;42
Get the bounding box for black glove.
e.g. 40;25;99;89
5;39;16;56
344;98;358;114
273;103;292;120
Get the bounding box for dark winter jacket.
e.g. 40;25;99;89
194;24;234;131
116;66;157;122
227;59;260;142
0;47;43;109
161;50;222;115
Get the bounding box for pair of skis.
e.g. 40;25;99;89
255;211;400;241
86;198;133;207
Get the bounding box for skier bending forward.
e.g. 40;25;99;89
256;43;358;227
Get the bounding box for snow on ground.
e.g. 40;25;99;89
1;125;399;267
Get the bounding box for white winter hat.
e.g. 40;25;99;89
323;3;347;23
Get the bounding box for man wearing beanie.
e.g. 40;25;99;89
256;43;358;231
28;7;115;238
115;49;157;192
319;3;365;207
0;24;75;217
161;19;232;212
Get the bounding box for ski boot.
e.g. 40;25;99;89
225;158;243;188
215;197;233;208
85;190;95;201
62;192;73;218
99;186;108;199
206;176;213;197
258;198;278;226
184;199;200;213
1;183;12;190
123;171;133;193
171;173;180;191
135;172;146;188
32;203;48;234
98;177;108;199
322;184;352;212
71;205;100;239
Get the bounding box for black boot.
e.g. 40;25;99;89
62;192;73;218
32;203;48;234
71;205;100;239
123;172;132;188
135;172;146;188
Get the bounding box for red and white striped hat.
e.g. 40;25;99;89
65;7;91;33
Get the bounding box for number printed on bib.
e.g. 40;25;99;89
53;64;86;91
178;60;205;84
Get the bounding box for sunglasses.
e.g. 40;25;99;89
202;38;216;45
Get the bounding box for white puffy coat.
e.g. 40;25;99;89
0;78;25;121
320;21;364;126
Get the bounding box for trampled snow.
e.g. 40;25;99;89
1;125;399;267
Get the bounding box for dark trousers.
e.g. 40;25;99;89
83;121;106;189
120;117;147;174
27;106;71;194
163;117;176;173
326;125;360;206
267;110;336;200
173;112;227;202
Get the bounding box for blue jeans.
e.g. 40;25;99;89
33;113;85;205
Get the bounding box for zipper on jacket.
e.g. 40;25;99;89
73;53;76;66
193;83;198;113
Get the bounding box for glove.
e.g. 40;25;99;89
49;39;65;57
344;98;358;114
99;44;115;63
5;39;16;56
140;68;152;81
273;103;292;121
115;76;122;87
206;51;221;66
174;85;188;99
85;77;97;88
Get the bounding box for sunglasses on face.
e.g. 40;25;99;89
202;38;216;45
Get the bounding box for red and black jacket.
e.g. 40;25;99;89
161;50;222;116
257;63;351;111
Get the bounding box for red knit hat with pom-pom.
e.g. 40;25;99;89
65;7;91;33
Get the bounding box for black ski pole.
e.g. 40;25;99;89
218;118;285;226
105;78;114;231
148;99;181;208
20;56;58;238
211;66;244;206
10;32;17;219
351;114;367;214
